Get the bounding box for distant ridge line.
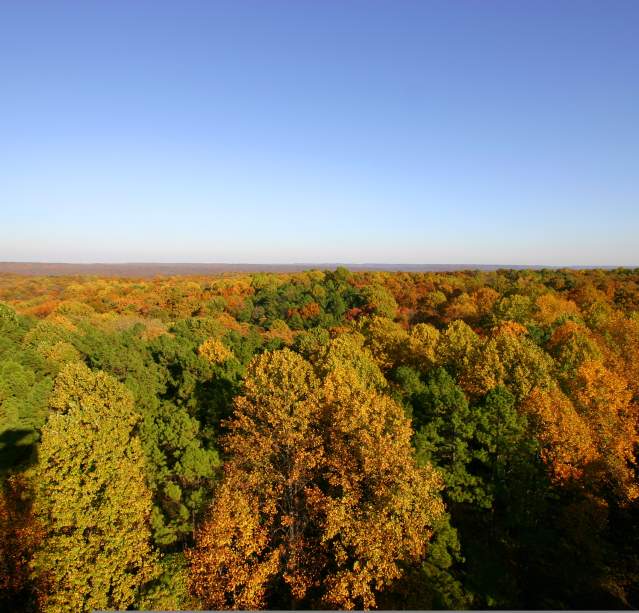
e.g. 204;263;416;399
0;262;634;277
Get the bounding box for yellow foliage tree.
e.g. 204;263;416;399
316;366;444;609
198;337;232;364
435;320;480;375
408;323;440;372
458;324;553;400
361;316;410;371
189;349;444;610
31;363;159;612
535;293;580;325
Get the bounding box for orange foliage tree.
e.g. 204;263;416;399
568;360;638;500
189;349;444;610
521;387;597;483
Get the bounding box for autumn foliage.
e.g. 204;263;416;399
189;349;444;609
0;267;638;609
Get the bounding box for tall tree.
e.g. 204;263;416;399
31;363;159;612
189;349;444;610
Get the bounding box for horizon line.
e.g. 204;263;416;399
1;260;637;276
1;260;638;266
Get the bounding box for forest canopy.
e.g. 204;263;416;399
0;267;638;610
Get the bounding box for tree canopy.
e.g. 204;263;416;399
0;267;637;610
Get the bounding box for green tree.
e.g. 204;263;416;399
142;401;220;548
400;367;489;508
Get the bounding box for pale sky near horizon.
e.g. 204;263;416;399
1;1;638;265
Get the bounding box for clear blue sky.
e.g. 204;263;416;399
1;1;638;265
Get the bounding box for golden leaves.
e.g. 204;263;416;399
32;364;159;612
535;293;580;325
408;323;440;371
197;337;232;364
521;359;638;501
569;361;638;500
189;349;444;610
522;387;597;483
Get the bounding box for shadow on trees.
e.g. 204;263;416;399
450;485;637;610
0;429;38;473
0;472;41;613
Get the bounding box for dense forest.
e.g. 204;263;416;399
1;267;638;611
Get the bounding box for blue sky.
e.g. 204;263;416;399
1;0;638;265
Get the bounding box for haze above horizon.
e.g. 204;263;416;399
2;1;638;265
